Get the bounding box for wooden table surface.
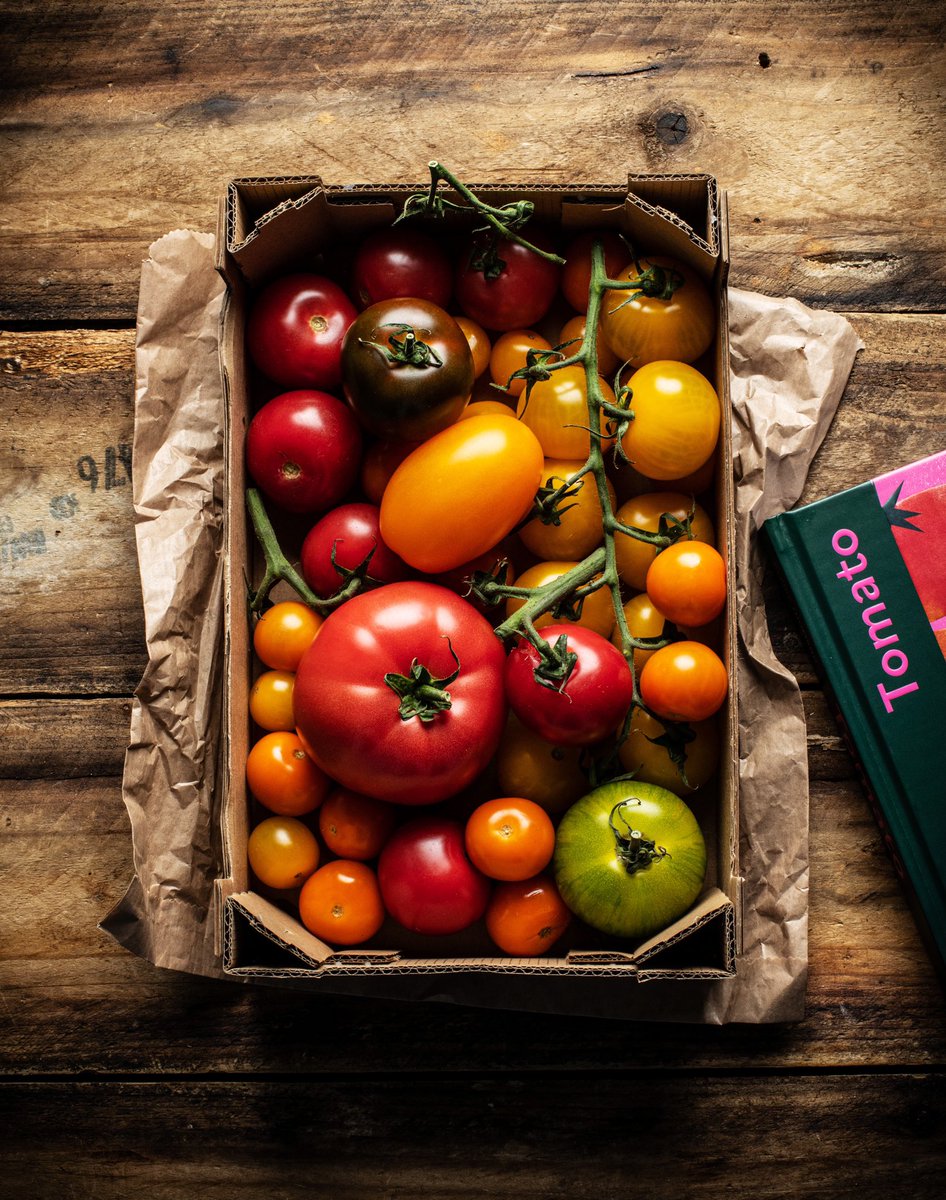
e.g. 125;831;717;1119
2;2;946;1195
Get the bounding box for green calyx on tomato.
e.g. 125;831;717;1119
530;632;579;693
359;322;444;369
384;640;462;723
609;261;684;311
608;799;670;874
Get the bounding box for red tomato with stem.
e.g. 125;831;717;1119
246;390;362;514
293;582;507;804
455;229;561;332
246;274;357;390
300;502;409;599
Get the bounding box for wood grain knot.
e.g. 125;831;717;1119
654;111;689;145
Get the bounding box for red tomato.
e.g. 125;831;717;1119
359;439;419;505
246;274;357;390
298;860;386;945
455;229;561;331
560;230;630;313
505;624;634;747
300;502;409;599
378;817;491;935
645;540;727;627
245;390;363;514
293;582;507;804
465;797;556;881
253;601;323;672
318;788;397;861
352;227;453;310
639;641;728;722
485;874;572;956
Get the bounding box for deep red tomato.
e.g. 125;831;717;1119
293;582;507;804
560;230;630;313
455;228;561;332
352;226;453;310
377;817;491;935
246;274;357;390
341;298;474;441
300;502;409;598
245;390;362;514
505;624;634;747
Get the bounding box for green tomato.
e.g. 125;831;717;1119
553;780;706;941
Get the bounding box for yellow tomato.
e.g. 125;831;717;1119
613;491;715;592
618;709;719;793
516;364;617;459
601;255;715;367
518;459;615;561
618;361;720;481
505;560;615;639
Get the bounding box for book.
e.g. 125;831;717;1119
764;449;946;978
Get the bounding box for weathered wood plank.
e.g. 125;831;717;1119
1;3;945;319
0;1075;943;1199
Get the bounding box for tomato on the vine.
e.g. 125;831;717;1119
248;815;321;891
485;875;572;957
518;460;615;561
601;255;715;367
489;329;553;397
516;364;617;460
464;797;556;882
298;860;386;945
253;601;323;672
639;640;728;723
505;561;615;640
300;502;409;598
246;389;363;514
246;274;357;390
618;709;719;794
558;313;620;379
380;415;544;573
455;229;561;332
610;592;667;676
618;361;720;481
351;227;453;310
246;730;331;816
645;540;726;627
560;230;630;313
294;582;507;805
505;624;634;747
341;298;474;441
613;492;715;592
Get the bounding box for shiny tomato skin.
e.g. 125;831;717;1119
378;817;491;935
505;624;634;747
516;365;617;461
464;796;556;882
455;229;561;332
246;273;357;390
639;640;728;723
601;255;715;368
246;390;363;514
454;316;491;379
318;788;397;861
300;502;409;598
645;540;727;628
246;730;331;817
293;582;507;805
614;491;715;592
485;874;572;956
518;460;615;562
505;561;615;640
247;815;320;891
619;361;720;481
489;329;553;397
618;709;719;794
352;227;453;310
380;415;545;573
341;298;474;441
249;670;296;732
253;602;323;672
298;860;386;946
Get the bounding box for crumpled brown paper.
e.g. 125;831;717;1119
103;233;862;1021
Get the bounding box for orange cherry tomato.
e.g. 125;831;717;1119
646;540;727;627
380;415;545;573
253;601;323;672
560;230;630;312
495;714;588;815
601;255;715;367
558;313;620;379
516;364;616;460
485;874;572;956
248;815;320;890
465;797;556;881
618;708;719;793
613;492;715;592
505;560;616;639
249;669;296;731
298;860;385;945
639;641;728;723
318;788;397;861
454;315;491;379
489;329;553;397
359;439;419;505
618;361;720;481
246;730;331;816
518;459;615;561
610;592;667;676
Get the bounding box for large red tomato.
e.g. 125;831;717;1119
245;390;362;514
293;582;507;804
378;817;491;936
246;274;357;390
455;229;561;332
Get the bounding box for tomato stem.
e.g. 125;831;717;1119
608;800;670;873
384;639;462;723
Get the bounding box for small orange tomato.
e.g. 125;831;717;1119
639;641;728;723
485;874;572;956
298;860;385;945
505;560;615;639
558;313;620;378
318;788;397;861
454;315;491;379
613;492;715;592
249;670;296;731
618;709;719;793
489;329;553;396
516;364;617;460
253;601;322;672
246;730;331;816
495;715;588;815
465;797;556;882
248;816;320;891
518;459;615;561
646;541;727;628
560;230;630;313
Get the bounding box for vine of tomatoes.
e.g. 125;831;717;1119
239;162;730;957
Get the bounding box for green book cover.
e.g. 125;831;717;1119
764;449;946;976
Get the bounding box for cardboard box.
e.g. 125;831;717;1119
213;173;739;984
